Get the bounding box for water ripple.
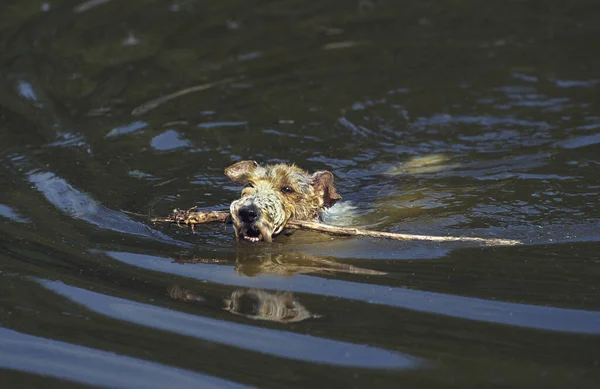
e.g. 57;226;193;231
554;133;600;149
37;279;423;370
104;251;600;335
0;327;254;389
27;171;188;246
0;203;29;223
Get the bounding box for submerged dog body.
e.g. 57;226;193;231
225;160;341;242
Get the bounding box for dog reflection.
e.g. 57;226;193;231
173;251;385;277
168;285;315;323
167;284;205;303
224;289;316;323
169;251;384;323
233;251;386;277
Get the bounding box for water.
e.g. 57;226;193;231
1;1;599;388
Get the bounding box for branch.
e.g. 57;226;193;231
151;208;521;246
151;207;229;232
285;220;520;245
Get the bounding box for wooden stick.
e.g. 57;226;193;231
151;207;229;232
285;220;520;246
151;208;522;246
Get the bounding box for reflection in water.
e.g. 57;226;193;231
168;284;316;323
225;289;316;323
174;249;386;277
234;250;386;277
168;248;384;323
37;279;423;369
167;284;206;303
385;154;457;175
108;250;600;334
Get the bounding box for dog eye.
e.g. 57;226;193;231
280;186;294;194
244;182;254;188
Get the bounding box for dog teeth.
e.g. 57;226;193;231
243;235;261;242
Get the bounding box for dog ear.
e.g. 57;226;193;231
311;171;342;208
224;160;258;183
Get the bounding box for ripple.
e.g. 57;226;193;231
45;132;89;150
104;251;600;335
553;78;600;88
16;80;37;101
0;204;29;223
554;133;600;149
37;279;423;370
0;327;254;389
411;114;551;130
27;171;187;246
150;129;191;151
198;122;247;129
106;121;148;137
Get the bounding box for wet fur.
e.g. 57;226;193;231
225;161;341;242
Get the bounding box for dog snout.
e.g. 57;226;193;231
238;204;260;224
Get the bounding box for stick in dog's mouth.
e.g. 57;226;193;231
152;209;522;246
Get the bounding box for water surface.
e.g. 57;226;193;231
1;1;599;388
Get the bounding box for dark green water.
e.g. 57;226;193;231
1;0;600;388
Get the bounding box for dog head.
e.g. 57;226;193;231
225;160;341;242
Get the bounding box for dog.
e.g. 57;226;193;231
225;160;341;242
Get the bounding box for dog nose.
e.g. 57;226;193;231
238;204;260;224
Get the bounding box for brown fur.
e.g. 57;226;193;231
225;160;341;242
